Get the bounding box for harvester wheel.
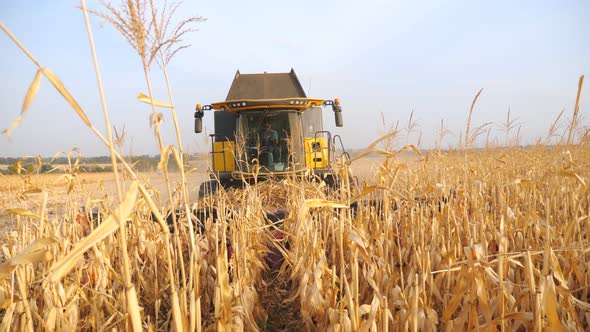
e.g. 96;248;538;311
198;179;220;198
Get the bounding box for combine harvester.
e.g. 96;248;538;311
194;69;353;196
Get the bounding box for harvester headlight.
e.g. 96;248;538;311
289;100;295;105
242;102;246;106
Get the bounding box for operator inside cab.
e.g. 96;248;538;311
261;121;279;170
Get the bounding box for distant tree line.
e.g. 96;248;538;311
0;153;206;175
0;154;200;165
0;162;115;175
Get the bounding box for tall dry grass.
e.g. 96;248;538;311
1;3;590;331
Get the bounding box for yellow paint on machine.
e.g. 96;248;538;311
212;141;235;172
304;137;329;169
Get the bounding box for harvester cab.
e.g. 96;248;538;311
195;69;348;196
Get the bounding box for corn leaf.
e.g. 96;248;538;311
2;68;42;139
46;181;138;283
137;92;173;108
42;68;91;127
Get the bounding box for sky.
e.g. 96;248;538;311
0;0;589;157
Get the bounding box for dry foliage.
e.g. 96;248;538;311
1;145;590;330
1;2;589;331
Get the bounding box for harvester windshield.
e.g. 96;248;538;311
237;110;304;172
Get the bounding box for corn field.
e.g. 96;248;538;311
1;1;589;331
1;145;590;331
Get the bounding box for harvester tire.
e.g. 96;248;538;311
198;180;219;198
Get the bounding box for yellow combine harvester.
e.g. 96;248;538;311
194;69;350;196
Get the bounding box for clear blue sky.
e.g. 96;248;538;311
1;0;588;157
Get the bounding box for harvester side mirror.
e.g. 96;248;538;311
323;99;343;127
194;115;203;133
333;99;343;127
194;104;212;133
334;110;343;127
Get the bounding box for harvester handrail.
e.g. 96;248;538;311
332;134;351;166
